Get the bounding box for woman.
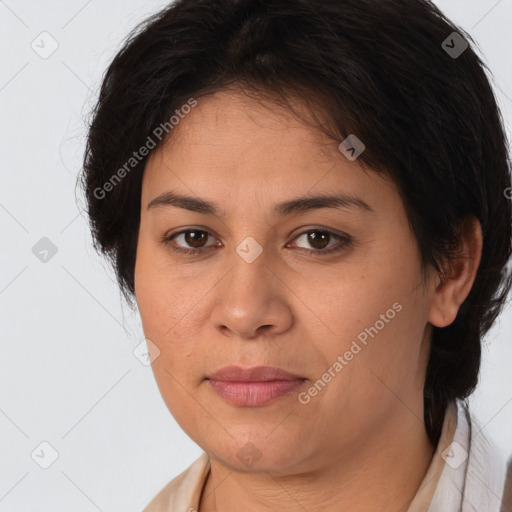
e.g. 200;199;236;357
80;0;512;510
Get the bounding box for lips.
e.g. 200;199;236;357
206;365;304;382
206;365;306;407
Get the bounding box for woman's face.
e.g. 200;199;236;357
134;88;439;474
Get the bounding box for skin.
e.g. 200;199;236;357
134;86;482;512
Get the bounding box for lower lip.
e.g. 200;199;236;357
207;379;305;407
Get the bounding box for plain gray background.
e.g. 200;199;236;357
1;1;511;510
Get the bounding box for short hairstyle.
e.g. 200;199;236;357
80;0;512;445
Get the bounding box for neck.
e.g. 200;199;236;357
199;406;436;512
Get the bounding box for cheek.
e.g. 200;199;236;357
309;263;426;388
135;254;205;424
134;242;209;372
135;240;188;338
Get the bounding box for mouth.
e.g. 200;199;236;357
205;365;307;407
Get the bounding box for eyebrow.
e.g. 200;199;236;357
147;190;375;217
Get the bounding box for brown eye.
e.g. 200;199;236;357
163;227;351;258
290;229;353;256
306;231;331;250
183;230;209;248
163;228;219;255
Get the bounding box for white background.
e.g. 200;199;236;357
1;1;511;510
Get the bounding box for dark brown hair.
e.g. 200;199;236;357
80;0;512;445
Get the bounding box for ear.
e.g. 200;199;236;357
428;216;483;328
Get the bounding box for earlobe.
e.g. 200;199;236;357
428;217;483;328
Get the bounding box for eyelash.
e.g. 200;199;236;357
161;228;353;257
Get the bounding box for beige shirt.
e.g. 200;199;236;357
406;400;457;511
143;400;508;512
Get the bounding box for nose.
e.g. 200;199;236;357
210;247;293;339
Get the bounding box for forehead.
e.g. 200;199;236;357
141;89;396;217
156;88;338;161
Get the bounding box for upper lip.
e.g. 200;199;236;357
206;365;305;382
